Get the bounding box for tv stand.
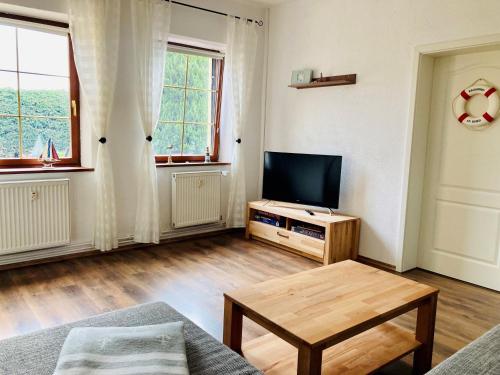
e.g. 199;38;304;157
246;200;361;265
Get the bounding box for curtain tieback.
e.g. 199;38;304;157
236;138;242;144
99;137;107;144
146;135;153;142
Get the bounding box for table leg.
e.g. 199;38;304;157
297;345;322;375
223;296;243;354
323;224;333;265
413;293;438;374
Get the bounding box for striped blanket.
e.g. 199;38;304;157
53;321;189;375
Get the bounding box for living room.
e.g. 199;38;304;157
0;0;499;374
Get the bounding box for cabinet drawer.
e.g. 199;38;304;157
248;221;325;260
248;220;281;242
278;230;325;259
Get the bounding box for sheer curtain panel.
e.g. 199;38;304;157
68;0;121;251
225;17;258;228
131;0;171;243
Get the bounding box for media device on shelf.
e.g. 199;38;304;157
253;211;286;227
262;151;342;209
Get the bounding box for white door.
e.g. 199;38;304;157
418;49;500;291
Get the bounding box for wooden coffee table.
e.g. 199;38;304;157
223;260;438;375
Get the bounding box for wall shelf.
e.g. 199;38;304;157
289;74;357;89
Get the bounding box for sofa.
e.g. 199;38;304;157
1;301;497;375
426;324;499;375
0;302;261;375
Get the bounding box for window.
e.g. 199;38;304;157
154;44;224;163
0;17;79;167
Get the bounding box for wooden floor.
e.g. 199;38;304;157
0;233;498;370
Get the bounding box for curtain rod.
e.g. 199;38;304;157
170;1;264;26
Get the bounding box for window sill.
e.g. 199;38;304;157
156;161;231;168
0;166;94;175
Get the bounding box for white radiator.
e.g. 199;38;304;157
0;179;70;255
172;171;222;228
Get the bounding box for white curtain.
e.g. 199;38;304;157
131;0;171;244
68;0;121;251
226;17;259;228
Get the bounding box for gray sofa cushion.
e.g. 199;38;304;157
0;302;261;375
427;325;500;375
53;322;189;375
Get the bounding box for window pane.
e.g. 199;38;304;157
183;123;209;155
185;90;211;123
22;117;71;158
165;52;187;87
18;28;69;76
187;55;212;90
0;117;19;158
160;87;184;122
0;25;17;70
0;71;19;115
153;123;182;155
19;74;70;117
211;91;218;123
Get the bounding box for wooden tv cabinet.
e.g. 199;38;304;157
246;200;360;265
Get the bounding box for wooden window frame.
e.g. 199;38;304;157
155;44;224;164
0;13;80;168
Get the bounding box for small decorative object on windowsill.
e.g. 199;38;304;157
38;138;61;168
167;144;174;164
204;146;210;163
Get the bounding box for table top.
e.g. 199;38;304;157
225;260;438;347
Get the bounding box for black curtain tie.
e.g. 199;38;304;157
99;137;107;144
236;138;242;144
146;135;153;142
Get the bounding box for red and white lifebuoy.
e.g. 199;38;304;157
453;83;500;128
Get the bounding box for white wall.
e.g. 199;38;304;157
264;0;500;266
0;0;266;259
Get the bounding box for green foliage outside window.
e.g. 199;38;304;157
153;51;219;157
0;47;219;160
0;24;72;160
0;88;71;159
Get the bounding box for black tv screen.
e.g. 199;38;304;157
262;151;342;209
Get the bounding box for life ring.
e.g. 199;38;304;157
453;83;500;128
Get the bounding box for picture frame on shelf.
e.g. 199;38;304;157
291;69;313;85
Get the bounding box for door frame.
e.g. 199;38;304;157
397;33;500;272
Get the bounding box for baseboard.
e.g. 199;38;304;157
356;255;397;272
0;225;241;271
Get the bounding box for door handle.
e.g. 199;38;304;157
71;100;77;117
277;231;289;239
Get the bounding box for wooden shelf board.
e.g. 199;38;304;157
242;322;421;375
249;200;357;227
289;74;356;89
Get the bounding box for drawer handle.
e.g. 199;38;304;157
277;231;289;239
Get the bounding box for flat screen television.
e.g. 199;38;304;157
262;151;342;209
